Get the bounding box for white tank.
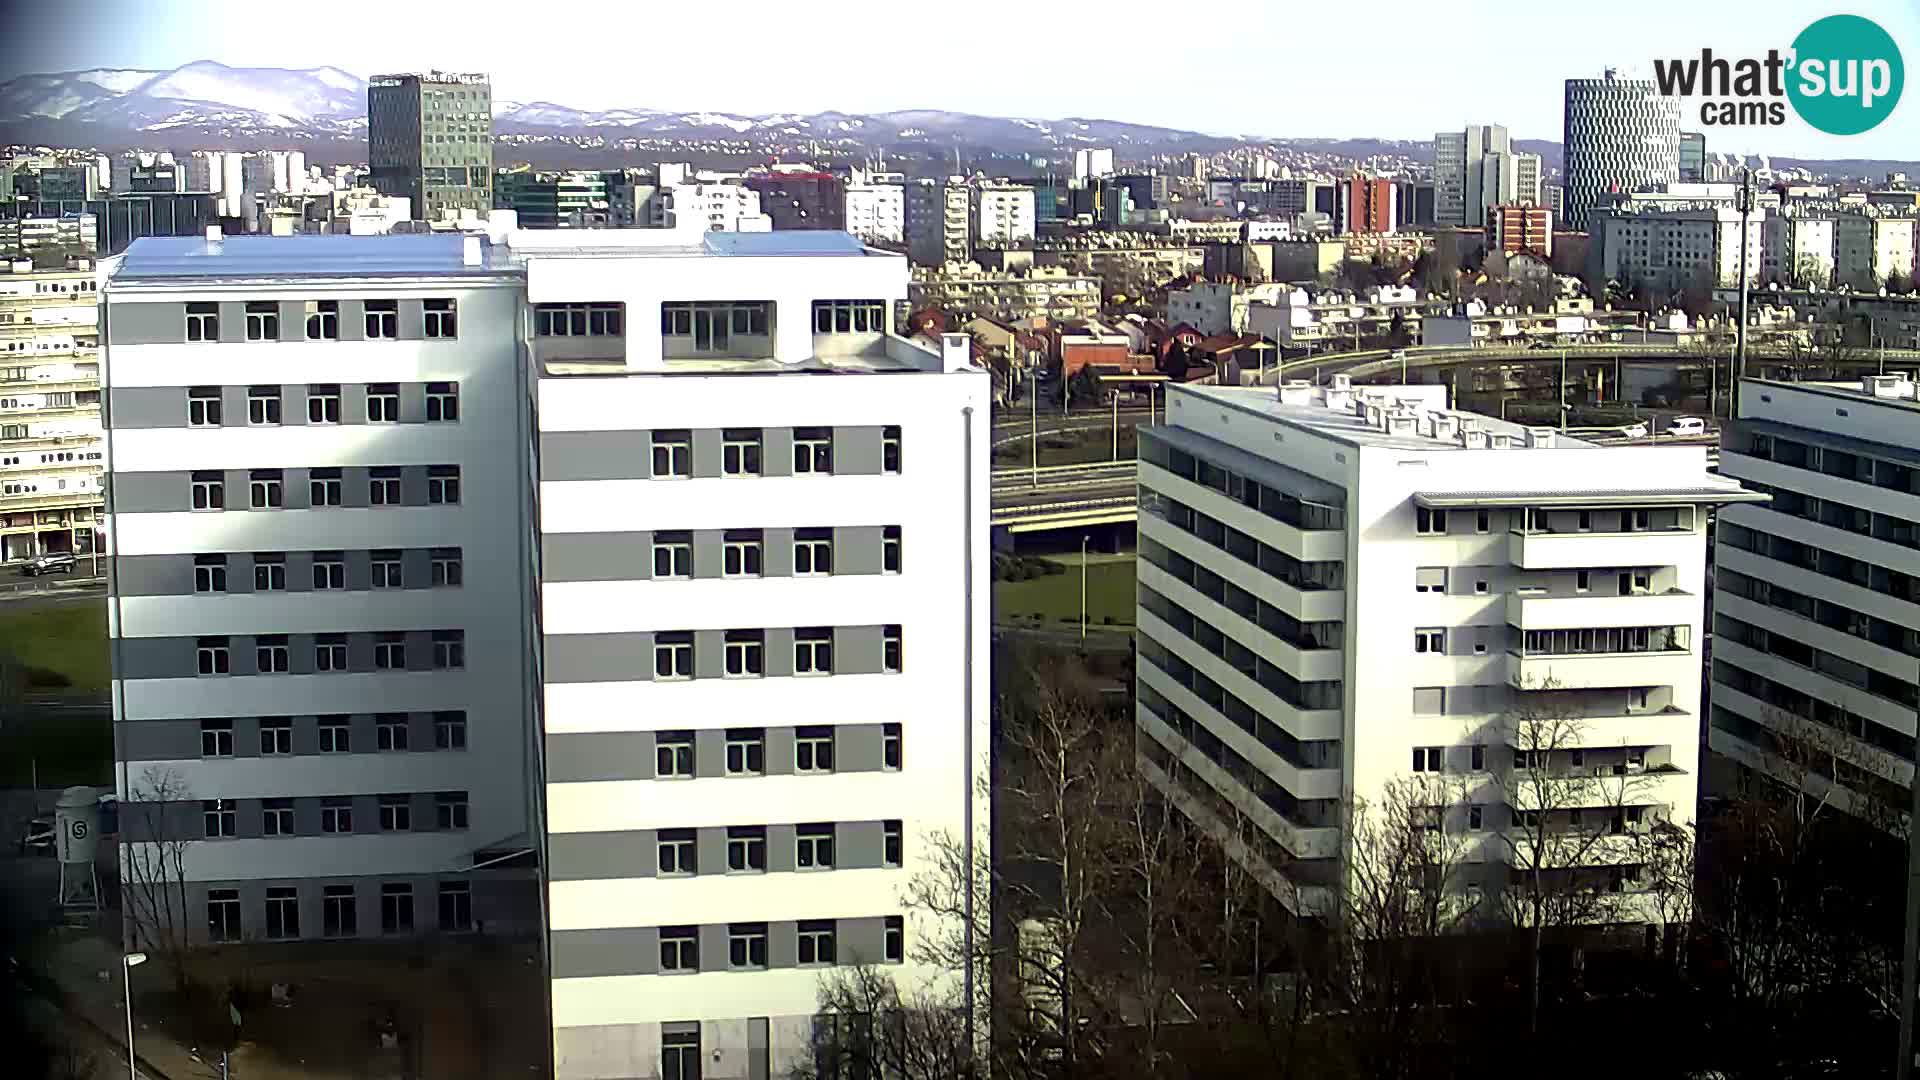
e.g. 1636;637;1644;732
54;785;100;865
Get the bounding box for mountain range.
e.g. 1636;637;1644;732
2;61;1915;180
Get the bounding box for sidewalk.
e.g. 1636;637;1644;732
0;574;105;600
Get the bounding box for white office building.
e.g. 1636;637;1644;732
973;184;1036;249
1589;206;1765;292
1434;125;1543;229
843;181;905;245
1711;376;1920;822
103;227;990;1080
1136;378;1758;916
0;258;104;563
659;183;772;233
1563;70;1681;231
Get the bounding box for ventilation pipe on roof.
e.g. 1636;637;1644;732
463;234;482;267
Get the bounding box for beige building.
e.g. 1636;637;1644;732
0;257;104;564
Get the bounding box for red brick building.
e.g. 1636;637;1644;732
1340;173;1398;235
1489;204;1554;257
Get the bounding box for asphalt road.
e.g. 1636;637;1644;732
0;577;106;609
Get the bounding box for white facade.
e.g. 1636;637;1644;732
1074;147;1116;182
843;182;905;245
1138;379;1757;916
1711;377;1920;823
1563;72;1681;231
1434;125;1542;228
1762;215;1836;286
1591;207;1763;291
660;184;772;233
973;185;1036;249
1830;215;1918;290
0;263;104;562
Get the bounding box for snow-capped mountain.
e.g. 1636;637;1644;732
0;61;367;133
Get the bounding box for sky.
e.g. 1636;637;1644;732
2;0;1918;160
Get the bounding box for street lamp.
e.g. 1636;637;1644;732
123;951;148;1080
1079;535;1090;642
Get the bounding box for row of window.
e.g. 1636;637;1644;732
200;791;467;838
1139;538;1343;650
1741;431;1920;498
1715;598;1920;712
185;299;457;343
193;548;463;593
645;528;900;579
650;626;902;680
1712;659;1917;771
650;916;905;974
1137;587;1342;712
1408;743;1652;776
649;426;900;478
1140;432;1348;531
1738;476;1920;555
1141;492;1346;592
187;382;459;426
190;466;461;510
650;724;902;778
651;821;904;876
204;880;471;943
199;712;466;757
193;631;465;675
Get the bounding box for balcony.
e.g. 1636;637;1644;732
1507;646;1694;691
1505;589;1698;631
1507;527;1698;571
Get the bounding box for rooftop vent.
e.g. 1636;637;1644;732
1323;388;1354;412
1489;431;1514;449
1863;372;1916;399
1431;413;1460;441
1526;427;1556;448
463;234;482;266
1386;414;1419;436
1459;428;1490;449
1330;373;1353;391
205;225;222;245
1278;379;1313;406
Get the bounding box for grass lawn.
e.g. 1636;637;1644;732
0;601;110;693
994;557;1136;629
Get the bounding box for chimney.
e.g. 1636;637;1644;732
462;234;482;266
940;332;973;372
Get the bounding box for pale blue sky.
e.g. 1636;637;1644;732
3;0;1918;159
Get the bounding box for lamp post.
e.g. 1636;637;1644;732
122;951;148;1080
1029;366;1039;488
1110;386;1120;461
1079;535;1090;643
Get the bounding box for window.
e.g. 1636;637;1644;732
322;885;356;937
207;889;241;942
320;636;350;671
431;548;464;587
659;924;698;970
535;302;624;337
662;1030;701;1080
263;798;294;837
796;726;834;773
726;729;765;775
365;299;399;339
1412;745;1444;773
884;819;903;866
370;550;402;588
191;471;225;510
654;633;693;680
1415;507;1447;535
880;723;903;770
319;797;354;833
883;527;902;574
186;302;219;342
307;384;341;424
882;425;901;473
424;298;457;338
1575;570;1591;593
1468;805;1484;831
795;628;833;675
728;922;769;968
725;626;764;676
433;881;471;932
813;299;886;333
246;302;279;342
1414;567;1447;593
883;626;903;674
305;300;338;340
378;795;412;832
184;386;227;428
794;529;833;576
193;554;227;594
658;831;696;876
1471;744;1486;771
1476;509;1490;533
435;792;469;830
652;430;691;478
727;827;767;873
374;632;406;670
884;916;904;963
377;714;410;751
426;381;459;422
302;710;346;751
432;630;465;670
661;301;766;352
722;429;762;476
1626;688;1649;713
196;636;230;675
652;532;692;579
380;883;414;934
793;427;833;474
245;469;282;510
367;383;400;422
203;799;236;838
656;730;694;777
201;718;234;757
434;711;467;750
1626;510;1652;532
312;552;345;590
723;531;762;577
1411;687;1445;715
1414;628;1446;654
798;920;837;965
797;823;835;869
422;465;460;505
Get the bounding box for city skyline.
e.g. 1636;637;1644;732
1;0;1916;160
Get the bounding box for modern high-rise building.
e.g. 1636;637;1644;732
1338;173;1397;235
1563;70;1681;231
0;257;103;564
743;171;846;231
367;71;494;219
1434;125;1543;229
102;227;989;1080
1679;132;1707;183
1710;375;1920;824
1136;378;1759;916
843;180;905;246
496;170;611;229
904;179;970;267
972;183;1036;248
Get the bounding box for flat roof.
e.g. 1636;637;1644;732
1180;383;1599;452
112;234;513;281
1749;377;1920;414
1414;486;1767;509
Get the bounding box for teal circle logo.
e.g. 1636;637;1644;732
1787;15;1904;135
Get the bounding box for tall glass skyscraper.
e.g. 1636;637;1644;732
1562;70;1680;231
368;72;494;220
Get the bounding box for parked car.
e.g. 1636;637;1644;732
1666;416;1708;437
21;551;76;576
1621;422;1649;439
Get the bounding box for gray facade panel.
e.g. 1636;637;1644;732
698;924;728;974
693;629;724;680
839;916;890;966
398;299;427;341
767;921;799;969
836;526;883;576
117;635;197;681
763;627;795;678
834;426;885;475
547;732;655;783
276;301;305;342
548;831;656;881
216;302;247;345
107;300;185;345
766;824;796;873
694;729;726;780
106;387;189;430
836;625;885;675
837;724;886;773
551;927;658;979
764;728;795;777
836;820;885;870
692;530;725;581
696;828;727;880
762;428;794;478
540;533;646;583
543;632;653;684
117;719;201;761
691;428;722;480
337;300;366;343
113;554;192;597
541;431;651;482
762;528;794;577
111;471;191;515
400;465;429;507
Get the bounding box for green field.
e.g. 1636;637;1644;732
0;601;110;693
994;556;1136;630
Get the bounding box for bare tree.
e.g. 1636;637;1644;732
792;965;978;1080
121;765;197;988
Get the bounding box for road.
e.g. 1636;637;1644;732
992;407;1156;447
0;576;106;609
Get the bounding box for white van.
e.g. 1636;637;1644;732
1666;416;1707;437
